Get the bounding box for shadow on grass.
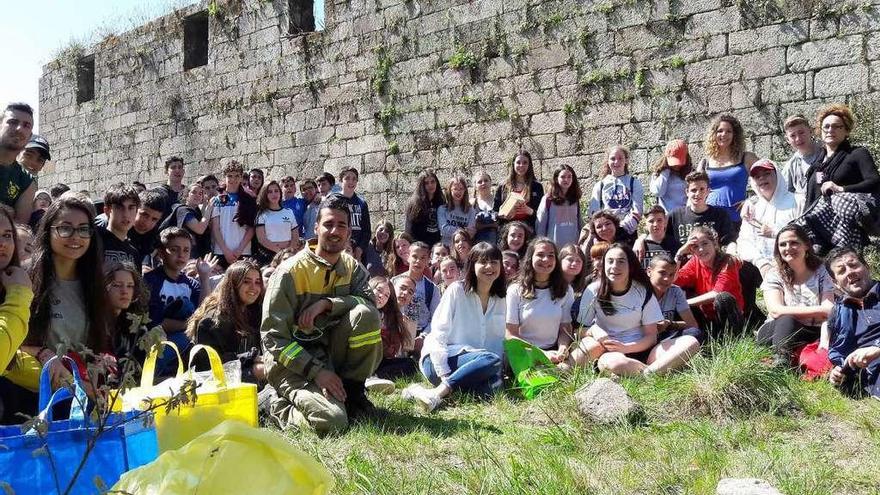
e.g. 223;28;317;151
356;408;503;437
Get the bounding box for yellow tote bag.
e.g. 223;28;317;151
114;341;258;452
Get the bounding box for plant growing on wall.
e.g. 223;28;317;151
371;47;393;96
447;46;478;70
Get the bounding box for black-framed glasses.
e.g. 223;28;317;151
51;225;93;239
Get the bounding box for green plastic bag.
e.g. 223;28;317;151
504;339;559;399
111;420;334;495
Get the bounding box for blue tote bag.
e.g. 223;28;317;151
0;356;159;494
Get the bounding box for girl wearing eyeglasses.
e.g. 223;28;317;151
797;103;880;254
187;259;265;385
22;193;109;391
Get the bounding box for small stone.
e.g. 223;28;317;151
716;478;783;495
574;378;639;424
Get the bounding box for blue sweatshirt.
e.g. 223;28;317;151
144;269;201;328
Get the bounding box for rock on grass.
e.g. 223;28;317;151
575;378;640;424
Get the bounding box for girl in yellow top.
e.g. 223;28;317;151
0;204;36;424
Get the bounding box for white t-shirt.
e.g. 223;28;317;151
210;192;251;255
257;208;298;243
506;282;574;349
578;281;663;344
761;266;832;326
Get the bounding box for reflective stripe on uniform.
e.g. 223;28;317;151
348;329;382;348
280;342;304;365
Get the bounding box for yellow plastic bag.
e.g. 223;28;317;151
112;420;334;495
112;341;258;452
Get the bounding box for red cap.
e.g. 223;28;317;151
664;139;688;166
749;158;776;178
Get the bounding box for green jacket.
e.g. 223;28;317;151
261;240;375;385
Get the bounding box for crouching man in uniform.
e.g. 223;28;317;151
261;194;382;433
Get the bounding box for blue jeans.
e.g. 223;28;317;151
420;351;502;398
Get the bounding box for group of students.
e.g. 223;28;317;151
0;99;878;436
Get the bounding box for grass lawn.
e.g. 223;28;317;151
274;338;880;495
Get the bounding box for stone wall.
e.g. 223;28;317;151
38;0;880;225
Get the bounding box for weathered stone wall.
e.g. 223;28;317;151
38;0;880;225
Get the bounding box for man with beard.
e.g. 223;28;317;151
0;103;36;224
261;194;383;434
826;247;880;398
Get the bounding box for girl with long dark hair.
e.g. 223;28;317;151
505;237;574;364
756;224;834;366
494;150;544;229
536;164;583;247
405;170;446;246
364;276;417;393
23;193;109;392
187;260;265;385
569;244;665;376
403;242;507;412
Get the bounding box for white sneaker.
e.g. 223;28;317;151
401;384;441;413
365;376;396;395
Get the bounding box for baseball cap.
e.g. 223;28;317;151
749;158;776;178
25;135;51;160
664;139;688;166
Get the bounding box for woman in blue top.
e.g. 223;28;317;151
696;114;759;235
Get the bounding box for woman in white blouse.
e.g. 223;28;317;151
402;242;506;412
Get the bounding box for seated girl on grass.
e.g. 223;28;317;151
364;276;417;394
505;238;574;365
567;244;663;376
757;225;834;368
673;226;745;338
187;260;266;386
403;242;506;412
